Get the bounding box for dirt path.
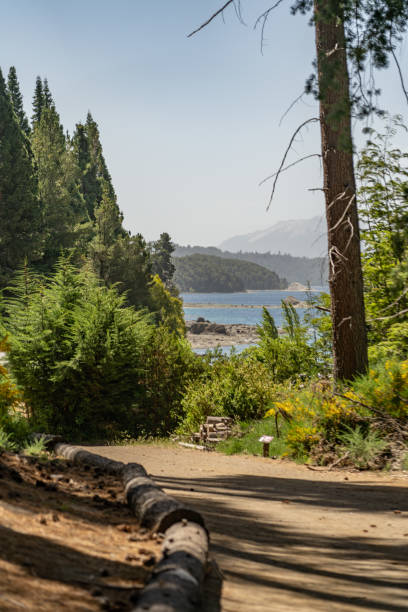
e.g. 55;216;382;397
87;445;408;612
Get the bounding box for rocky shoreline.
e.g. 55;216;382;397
186;320;258;350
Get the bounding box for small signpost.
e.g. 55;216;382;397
259;435;274;457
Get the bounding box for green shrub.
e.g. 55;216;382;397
179;353;275;433
250;303;319;383
0;427;17;452
138;325;203;435
5;258;153;438
337;425;388;469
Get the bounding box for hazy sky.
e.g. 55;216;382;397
2;1;407;246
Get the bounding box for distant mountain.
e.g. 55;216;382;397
219;216;327;258
173;254;287;293
173;246;327;286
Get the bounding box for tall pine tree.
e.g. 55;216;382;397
31;76;44;125
0;67;40;288
73;112;121;221
7;67;30;136
31;83;87;272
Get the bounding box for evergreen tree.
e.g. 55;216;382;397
7;67;30;136
85;112;116;200
0;67;40;288
73;113;120;220
151;232;176;289
31;103;87;272
31;76;43;125
88;180;124;282
42;78;53;109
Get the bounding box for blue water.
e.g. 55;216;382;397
182;288;327;328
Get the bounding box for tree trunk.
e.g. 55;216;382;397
314;0;368;381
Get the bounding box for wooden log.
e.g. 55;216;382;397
178;442;207;451
206;416;232;424
54;443;125;476
132;521;208;612
123;464;205;533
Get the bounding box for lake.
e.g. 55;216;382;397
182;288;327;329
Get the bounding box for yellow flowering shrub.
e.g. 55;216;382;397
0;337;22;420
352;359;408;419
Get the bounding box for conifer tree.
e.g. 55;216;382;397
31;76;44;125
73;113;120;221
151;232;176;290
0;67;40;288
7;67;30;136
31;102;87;272
42;78;53;109
85;112;116;200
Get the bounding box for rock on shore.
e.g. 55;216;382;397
186;319;258;350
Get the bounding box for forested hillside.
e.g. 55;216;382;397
174;245;327;285
173;253;287;292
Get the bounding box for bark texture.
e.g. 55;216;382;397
314;0;368;380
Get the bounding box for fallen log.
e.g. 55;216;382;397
132;520;208;612
54;443;125;476
123;463;205;533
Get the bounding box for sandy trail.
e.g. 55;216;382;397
86;444;408;612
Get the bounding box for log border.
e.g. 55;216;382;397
33;435;210;612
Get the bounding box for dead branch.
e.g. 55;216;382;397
259;153;321;186
334;393;407;435
279;92;305;126
188;1;235;37
378;287;408;314
315;305;330;312
266;118;319;209
254;0;287;53
391;42;408;106
328;450;350;470
328;194;355;233
368;308;408;322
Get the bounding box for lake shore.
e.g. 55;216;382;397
186;322;258;349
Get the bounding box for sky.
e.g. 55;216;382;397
1;0;407;246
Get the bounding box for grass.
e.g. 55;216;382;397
217;417;290;458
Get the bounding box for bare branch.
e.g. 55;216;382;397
279;92;305;126
188;1;235;38
265;118;319;209
254;0;287;54
328;194;355;233
368;308;408;322
379;287;408;314
391;45;408;106
259;153;321;186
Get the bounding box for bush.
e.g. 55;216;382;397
250;303;319;383
337;425;388;469
5;259;153;438
179;353;275;433
138;325;203;435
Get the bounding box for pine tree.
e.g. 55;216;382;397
88;180;124;282
85;112;116;200
31;103;87;272
0;67;40;288
42;78;53;109
151;232;176;290
31;76;43;125
73;113;121;221
7;67;30;136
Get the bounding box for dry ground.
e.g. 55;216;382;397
0;452;161;611
89;444;408;612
